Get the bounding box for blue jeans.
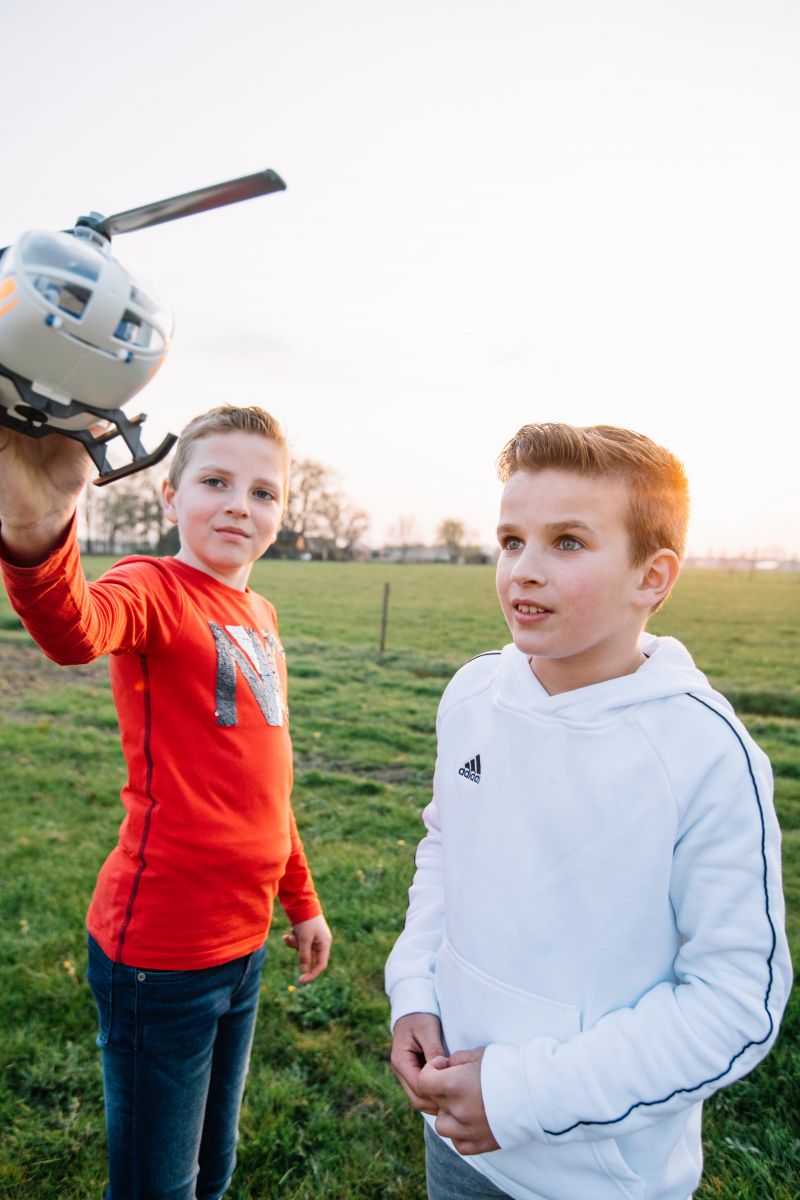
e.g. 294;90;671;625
87;934;266;1200
425;1123;512;1200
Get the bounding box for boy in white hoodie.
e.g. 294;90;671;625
385;423;791;1200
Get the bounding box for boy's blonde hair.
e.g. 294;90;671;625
167;405;290;491
496;423;690;569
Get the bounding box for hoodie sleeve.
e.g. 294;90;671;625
385;719;447;1028
480;706;792;1147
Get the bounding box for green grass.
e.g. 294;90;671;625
0;563;798;1198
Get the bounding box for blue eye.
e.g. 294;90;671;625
253;489;275;501
558;536;582;552
501;536;523;551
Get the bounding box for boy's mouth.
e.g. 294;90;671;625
216;526;250;539
514;602;551;615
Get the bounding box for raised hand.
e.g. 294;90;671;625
0;427;95;563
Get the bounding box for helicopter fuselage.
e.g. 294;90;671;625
0;167;283;482
0;229;172;431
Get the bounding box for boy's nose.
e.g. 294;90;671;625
224;494;249;516
511;546;546;584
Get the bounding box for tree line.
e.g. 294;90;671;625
81;458;483;562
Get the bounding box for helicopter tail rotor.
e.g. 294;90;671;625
79;169;286;240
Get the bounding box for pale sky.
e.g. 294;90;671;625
3;0;799;555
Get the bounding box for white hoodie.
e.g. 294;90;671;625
386;634;792;1200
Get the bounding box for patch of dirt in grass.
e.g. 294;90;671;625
293;753;425;786
0;640;107;701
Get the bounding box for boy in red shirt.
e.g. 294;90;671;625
0;406;331;1200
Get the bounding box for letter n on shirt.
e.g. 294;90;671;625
209;623;287;727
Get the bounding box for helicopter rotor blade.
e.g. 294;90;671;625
92;169;286;239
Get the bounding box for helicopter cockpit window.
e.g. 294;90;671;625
129;285;173;337
113;310;165;353
31;276;91;318
21;233;101;281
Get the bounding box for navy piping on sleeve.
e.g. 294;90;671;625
544;693;778;1136
114;654;157;963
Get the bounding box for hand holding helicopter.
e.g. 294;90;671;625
0;169;286;484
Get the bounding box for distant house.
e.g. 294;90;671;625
379;543;452;564
683;556;800;572
377;543;495;564
265;529;307;559
302;536;336;561
266;533;371;562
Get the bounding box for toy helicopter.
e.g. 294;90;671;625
0;168;286;484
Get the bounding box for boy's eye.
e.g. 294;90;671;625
501;535;523;551
557;535;583;552
203;476;225;488
253;488;275;502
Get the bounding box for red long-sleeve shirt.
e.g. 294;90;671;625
2;518;321;968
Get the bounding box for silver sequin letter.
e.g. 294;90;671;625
210;623;287;728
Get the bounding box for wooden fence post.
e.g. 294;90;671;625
379;582;390;654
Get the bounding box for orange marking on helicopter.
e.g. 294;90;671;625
0;277;18;301
0;299;20;319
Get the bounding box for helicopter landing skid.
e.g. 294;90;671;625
0;364;177;485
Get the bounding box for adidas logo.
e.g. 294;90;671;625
458;754;481;784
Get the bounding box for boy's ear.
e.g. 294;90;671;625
161;478;179;526
635;549;680;608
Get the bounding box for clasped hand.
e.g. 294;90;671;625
390;1013;500;1155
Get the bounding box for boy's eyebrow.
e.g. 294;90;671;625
542;520;595;534
194;463;236;474
496;519;596;535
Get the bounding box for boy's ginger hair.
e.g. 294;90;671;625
167;405;290;491
496;423;690;569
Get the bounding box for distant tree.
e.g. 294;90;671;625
283;459;332;545
90;472;169;553
460;525;486;564
437;518;466;563
157;525;180;556
319;492;370;557
274;458;334;555
388;516;419;561
463;540;491;565
341;507;370;555
96;486;134;552
274;457;369;559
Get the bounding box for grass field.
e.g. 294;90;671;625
0;561;798;1199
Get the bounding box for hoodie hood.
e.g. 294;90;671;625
496;632;730;723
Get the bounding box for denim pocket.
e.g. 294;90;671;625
132;967;203;986
86;934;115;1046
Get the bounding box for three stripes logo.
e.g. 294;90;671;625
458;754;481;784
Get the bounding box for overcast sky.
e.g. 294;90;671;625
3;0;799;555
